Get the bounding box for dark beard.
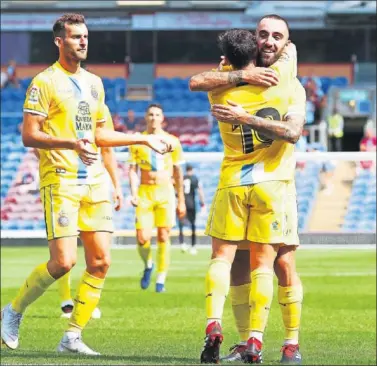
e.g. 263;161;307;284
257;49;283;67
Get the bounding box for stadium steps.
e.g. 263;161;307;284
308;162;355;232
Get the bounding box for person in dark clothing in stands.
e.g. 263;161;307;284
179;164;205;255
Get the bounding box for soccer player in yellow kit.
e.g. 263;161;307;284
57;105;123;319
1;13;171;355
193;28;305;364
128;104;186;292
191;16;305;365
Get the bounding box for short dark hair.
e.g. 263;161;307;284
146;103;164;113
257;14;290;34
53;13;86;38
217;29;257;69
186;164;193;172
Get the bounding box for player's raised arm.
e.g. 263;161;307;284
189;67;279;92
269;42;297;85
211;99;305;144
95;125;173;155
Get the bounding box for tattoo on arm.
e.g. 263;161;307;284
239;114;305;144
189;70;244;91
228;70;244;84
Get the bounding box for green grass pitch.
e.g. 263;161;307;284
1;246;376;365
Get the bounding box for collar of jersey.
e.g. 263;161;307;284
54;61;82;76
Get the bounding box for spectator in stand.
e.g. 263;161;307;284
124;55;133;78
360;124;376;173
1;69;8;89
112;112;127;133
327;107;344;152
304;76;326;124
6;60;20;88
295;129;309;171
125;109;137;131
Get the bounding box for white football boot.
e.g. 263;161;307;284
190;246;198;255
57;331;100;355
181;243;189;253
1;304;23;350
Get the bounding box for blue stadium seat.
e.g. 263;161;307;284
332;76;348;88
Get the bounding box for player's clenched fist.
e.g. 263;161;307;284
74;138;98;166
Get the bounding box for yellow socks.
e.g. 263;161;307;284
278;284;303;344
230;283;251;342
205;258;231;320
249;268;274;341
57;271;72;304
12;262;55;313
156;240;171;284
67;271;105;333
137;240;153;269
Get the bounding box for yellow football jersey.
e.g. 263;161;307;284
128;131;184;173
23;62;107;188
209;73;305;189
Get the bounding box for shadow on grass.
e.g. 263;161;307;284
0;349;198;365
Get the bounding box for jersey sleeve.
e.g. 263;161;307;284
104;105;114;130
270;45;297;85
96;78;106;124
285;79;307;119
23;74;51;117
172;138;185;166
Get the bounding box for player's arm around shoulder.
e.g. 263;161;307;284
189;58;279;92
211;98;305;145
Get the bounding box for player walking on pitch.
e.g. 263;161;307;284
128;104;186;292
1;13;171;355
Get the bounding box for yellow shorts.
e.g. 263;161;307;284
135;184;176;229
205;180;299;246
41;183;114;241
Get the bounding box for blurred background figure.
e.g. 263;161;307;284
6;60;19;88
112;112;127;133
179;164;205;255
327;107;344;152
125;109;136;131
359;123;376;173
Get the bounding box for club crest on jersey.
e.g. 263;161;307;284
271;220;280;231
76;101;92;131
91;85;98;100
28;85;39;104
58;211;69;227
78;101;90;116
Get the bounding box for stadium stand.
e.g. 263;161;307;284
343;169;377;232
1;74;375;234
